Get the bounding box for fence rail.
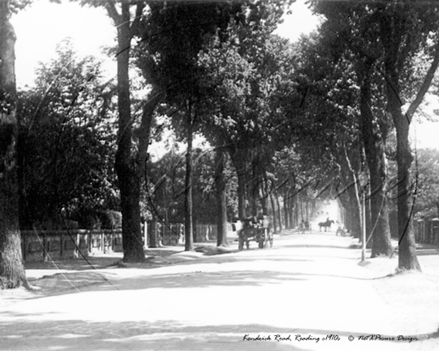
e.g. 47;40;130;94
144;222;219;247
21;223;224;263
22;219;437;263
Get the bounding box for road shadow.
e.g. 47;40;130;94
0;319;309;351
0;318;436;351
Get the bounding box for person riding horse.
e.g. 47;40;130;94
318;218;334;232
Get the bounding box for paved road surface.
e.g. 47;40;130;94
0;231;438;351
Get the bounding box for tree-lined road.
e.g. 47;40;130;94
0;231;437;351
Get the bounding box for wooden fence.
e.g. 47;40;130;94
414;219;439;246
144;222;219;247
21;223;227;263
21;229;123;263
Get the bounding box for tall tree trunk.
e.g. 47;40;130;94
269;191;277;233
376;7;438;270
259;174;269;216
0;1;28;289
348;190;362;240
283;193;289;229
109;2;146;263
386;44;437;270
339;143;362;239
230;148;247;220
391;102;419;270
289;196;294;229
237;171;247;220
392;45;438;269
358;60;393;257
184;102;194;251
276;193;282;232
215;146;228;246
250;152;262;217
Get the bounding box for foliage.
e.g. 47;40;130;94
146;146;237;224
412;148;439;219
17;40;118;228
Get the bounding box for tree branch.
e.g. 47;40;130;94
105;0;121;25
405;43;439;122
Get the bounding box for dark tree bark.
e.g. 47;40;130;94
269;191;278;233
275;193;282;232
358;60;393;257
0;0;28;289
288;195;295;229
283;193;289;229
379;7;438;270
184;102;194;251
230;148;248;221
107;2;156;263
215;146;228;246
259;175;270;217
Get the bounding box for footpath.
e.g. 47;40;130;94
0;230;438;351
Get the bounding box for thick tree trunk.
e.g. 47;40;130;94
390;101;420;270
237;172;247;220
148;219;158;248
376;7;438;270
230;148;247;220
358;60;393;257
250;154;260;217
0;1;28;289
111;3;147;263
379;29;418;269
269;191;277;233
105;2;148;262
215;147;228;246
184;104;194;251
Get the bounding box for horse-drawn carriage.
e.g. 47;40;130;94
299;220;311;233
335;222;349;236
237;215;273;250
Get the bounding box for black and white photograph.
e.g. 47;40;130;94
0;0;438;350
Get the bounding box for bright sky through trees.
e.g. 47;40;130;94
11;0;115;88
11;0;438;149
